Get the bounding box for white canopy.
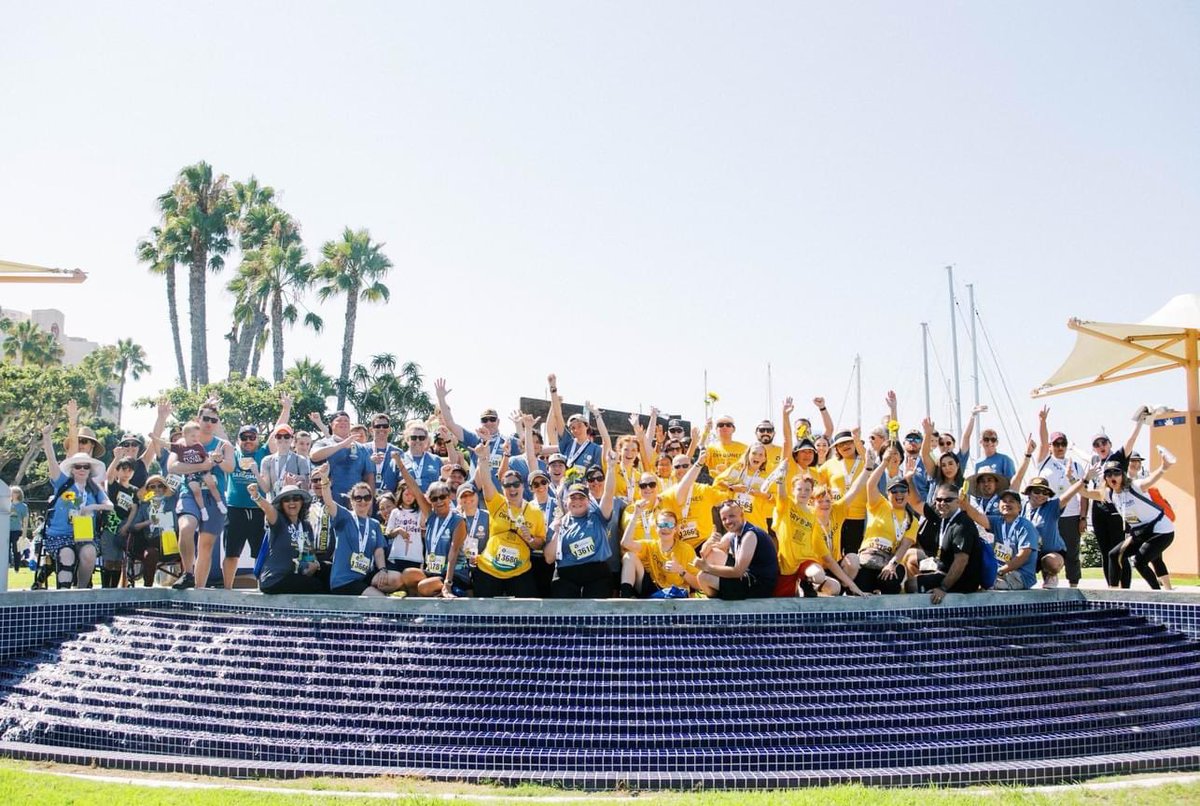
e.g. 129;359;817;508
0;259;86;284
1034;293;1200;410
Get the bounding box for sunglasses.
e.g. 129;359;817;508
934;496;958;504
429;494;449;502
1093;441;1110;448
668;427;684;433
119;441;140;448
409;434;428;441
938;441;953;447
277;434;293;440
717;423;734;428
239;434;258;441
586;476;604;483
501;481;523;489
480;416;498;423
350;494;372;502
1052;440;1067;447
673;464;690;470
72;464;92;471
981;437;997;443
905;436;923;443
757;428;774;434
1103;470;1123;478
530;479;548;488
372;423;390;430
201;415;219;424
638;481;658;489
657;521;676;529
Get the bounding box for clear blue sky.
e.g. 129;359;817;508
2;1;1197;458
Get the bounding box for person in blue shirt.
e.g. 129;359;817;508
310;411;375;504
967;466;1009;518
544;457;617;599
962;489;1038;590
1019;474;1087;589
222;423;270;589
363;414;405;495
547;387;611;472
973;427;1016;481
398;420;442;492
312;466;402;596
168;400;235;591
40;424;114;588
247;482;326;595
433;377;520;489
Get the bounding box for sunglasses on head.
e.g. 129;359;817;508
201;415;219;424
350;494;372;502
480;416;498;423
428;494;449;502
501;480;523;489
638;481;657;489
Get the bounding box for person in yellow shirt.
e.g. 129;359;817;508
779;398;824;490
620;471;666;543
754;420;783;475
470;440;546;597
809;452;869;569
772;472;864;598
619;502;699;597
610;434;643;503
844;452;918;595
714;444;774;532
820;427;868;555
658;449;715;551
702;416;746;477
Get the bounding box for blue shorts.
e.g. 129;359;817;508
176;495;227;537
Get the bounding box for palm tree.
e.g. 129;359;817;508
1;319;62;366
78;346;120;418
346;354;433;423
113;338;150;427
316;228;393;410
226;178;276;378
157;161;235;388
137;226;188;388
285;357;336;400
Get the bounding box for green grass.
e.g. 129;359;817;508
4;765;1200;805
1078;567;1200;587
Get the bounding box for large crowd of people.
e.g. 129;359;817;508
8;375;1181;604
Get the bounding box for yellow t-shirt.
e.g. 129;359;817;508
811;500;848;560
634;538;698;589
477;493;547;579
860;498;918;557
713;466;774;532
620;505;662;544
659;482;716;550
610;461;643;502
784;458;824;491
820;456;867;519
761;443;784;476
703;441;747;477
772;496;824;575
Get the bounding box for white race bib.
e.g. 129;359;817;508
349;552;371;575
425;553;446;574
994;543;1013;563
495;545;520;568
568;536;596;560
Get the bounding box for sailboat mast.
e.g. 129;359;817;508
921;322;932;420
947;266;963;437
968;282;980;432
855;354;862;430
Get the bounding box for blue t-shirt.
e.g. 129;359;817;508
45;471;110;538
399;450;443;492
558;434;603;472
314;438;374;502
460;431;521;488
987;514;1039;589
972;494;1002;518
329;506;386;589
974;453;1016;480
423;511;470;584
554;503;612;567
10;501;28;532
226;445;269;508
1023;497;1065;553
362;442;403;494
176;435;230;502
507;455;548;501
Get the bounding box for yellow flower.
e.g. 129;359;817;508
887;419;900;436
705;391;720;404
796;423;809;439
143;491;157;502
61;491;76;504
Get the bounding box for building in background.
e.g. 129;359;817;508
0;307;101;366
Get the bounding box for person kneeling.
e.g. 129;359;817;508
960;489;1039;591
313;468;403;596
619;503;699;598
694;500;779;600
249;483;327;595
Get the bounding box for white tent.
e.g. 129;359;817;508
1033;293;1200;411
0;258;86;284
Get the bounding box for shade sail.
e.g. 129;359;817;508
1033;293;1200;399
0;259;86;283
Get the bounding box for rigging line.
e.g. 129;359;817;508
925;333;957;425
974;306;1028;441
834;359;856;431
976;352;1018;457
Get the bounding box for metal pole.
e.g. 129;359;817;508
922;322;931;419
948;266;963;437
766;362;773;420
968;282;980;431
855;354;862;430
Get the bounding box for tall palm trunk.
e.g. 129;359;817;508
165;264;188;388
230;302;266;378
116;375;126;428
270;288;285;383
336;285;360;411
188;234;209;388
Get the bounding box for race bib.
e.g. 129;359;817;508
678;522;699;543
735;493;752;512
166;474;184;492
1123;512;1141;525
489;454;502;470
116;491;135;511
495;545;521;569
349;552;371;575
568;536;596;560
994;543;1013;563
867;537;892;553
425;553;446;574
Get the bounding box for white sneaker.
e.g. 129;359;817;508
1043;574;1059;589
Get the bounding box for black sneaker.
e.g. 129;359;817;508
171;573;195;590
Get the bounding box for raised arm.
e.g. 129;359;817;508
781;397;795;460
276;392;293;428
959;494;990;530
521;413;539;472
620;499;648;552
547;373;564;446
41;424;62;480
1122;411;1146;458
433;377;465;443
672;448;707;504
307;411;330;437
813;396;834;437
586;401;613;458
247;482;277;525
65;399;79;456
866;452;888;507
960;405;982;455
920;417;935;475
1012;434;1035;493
599;450;617;521
472;440;498;499
1059;463;1098;506
1036;405;1051;463
1134;454;1174;491
395;458;432;517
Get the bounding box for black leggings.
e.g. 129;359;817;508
1092;502;1125;586
551;560;612;599
262;573;327;594
854;563;906;595
1108;531;1174;590
839;519;866;556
